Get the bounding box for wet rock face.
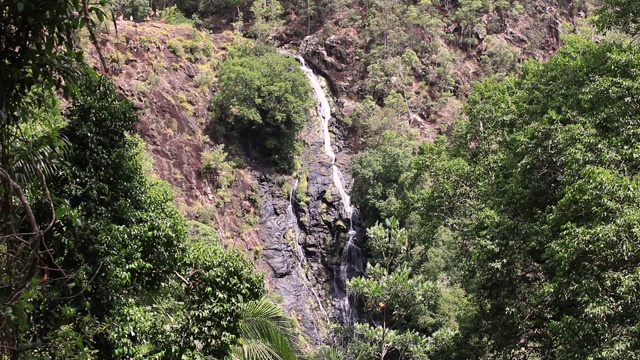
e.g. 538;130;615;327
299;33;360;96
258;113;365;348
257;163;333;347
256;56;368;347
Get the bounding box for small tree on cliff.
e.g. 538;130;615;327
212;48;311;172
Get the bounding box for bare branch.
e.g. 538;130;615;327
174;270;190;285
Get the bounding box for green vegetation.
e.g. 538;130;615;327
480;35;521;76
248;0;285;39
344;32;640;359
351;145;413;226
117;0;151;20
201;144;236;189
166;32;214;63
211;47;311;172
594;0;640;35
231;297;299;360
445;35;640;358
159;5;192;24
0;2;290;358
7;0;640;359
2;71;267;358
341;218;465;358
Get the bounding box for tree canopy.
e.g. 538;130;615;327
7;0;640;359
594;0;640;36
346;35;640;359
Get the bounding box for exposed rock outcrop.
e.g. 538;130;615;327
257;114;364;346
299;32;361;96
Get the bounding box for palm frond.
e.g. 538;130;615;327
231;297;298;360
231;339;283;360
239;297;293;339
13;129;69;187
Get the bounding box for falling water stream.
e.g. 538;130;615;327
296;56;363;326
296;56;354;220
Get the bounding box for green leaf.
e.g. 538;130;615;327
91;7;105;22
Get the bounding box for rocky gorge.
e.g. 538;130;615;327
90;21;369;345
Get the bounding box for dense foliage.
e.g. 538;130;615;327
1;0;106;355
212;47;311;172
594;0;640;35
446;36;640;358
347;34;640;359
117;0;152;20
0;3;273;353
5;72;264;358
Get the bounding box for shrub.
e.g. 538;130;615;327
201;144;235;189
194;69;215;89
211;49;311;172
167;37;187;58
167;33;214;63
159;5;191;25
481;35;521;76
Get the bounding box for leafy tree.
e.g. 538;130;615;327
176;239;265;358
212;48;311;172
480;35;521;76
351;145;413;227
52;72;183;309
365;0;407;57
117;0;152;19
0;1;107;356
3;72;267;358
172;0;250;28
346;93;418;151
363;58;412;102
413;36;640;358
159;4;192;24
452;0;489;47
338;219;464;359
313;346;345;360
22;72;187;357
594;0;640;35
248;0;285;39
0;0;106;109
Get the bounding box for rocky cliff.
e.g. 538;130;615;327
91;20;365;347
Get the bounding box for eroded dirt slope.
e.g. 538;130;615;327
88;22;265;249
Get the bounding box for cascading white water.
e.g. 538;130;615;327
296;56;354;221
297;56;362;326
337;229;361;326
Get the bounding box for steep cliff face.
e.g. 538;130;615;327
90;22;221;209
92;21;365;346
90;22;266;250
255;64;365;346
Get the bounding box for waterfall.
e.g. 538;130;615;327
339;230;361;325
296;56;363;326
296;56;354;221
